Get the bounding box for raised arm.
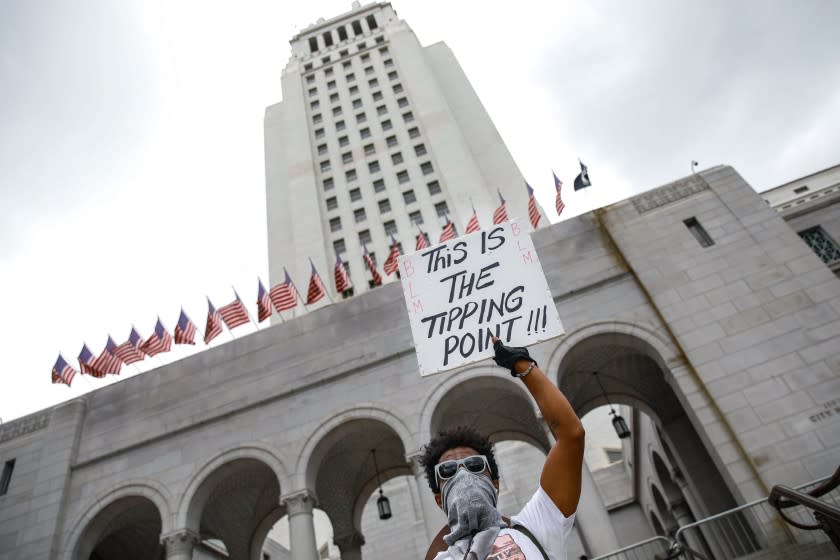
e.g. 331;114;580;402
493;338;584;517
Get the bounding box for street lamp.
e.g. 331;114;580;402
371;449;392;520
593;372;631;439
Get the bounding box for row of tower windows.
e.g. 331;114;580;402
308;71;399;98
327;196;449;235
306;14;379;54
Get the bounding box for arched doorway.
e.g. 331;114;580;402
74;495;163;560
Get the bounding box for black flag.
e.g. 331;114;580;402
574;160;591;191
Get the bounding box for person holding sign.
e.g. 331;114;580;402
421;338;584;560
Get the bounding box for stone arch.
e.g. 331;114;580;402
650;510;666;536
67;481;170;560
651;483;678;535
652;450;682;506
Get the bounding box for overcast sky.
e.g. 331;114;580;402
2;0;839;422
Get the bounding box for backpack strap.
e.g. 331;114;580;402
511;524;549;560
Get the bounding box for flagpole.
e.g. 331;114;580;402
236;285;260;329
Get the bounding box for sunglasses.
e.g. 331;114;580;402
434;455;490;484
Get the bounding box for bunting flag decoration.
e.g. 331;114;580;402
553;171;566;216
573;160;591;191
383;234;401;275
141;318;173;357
205;298;224;344
174;309;197;345
439;214;457;243
492;191;509;224
270;269;298;312
79;344;105;377
465;205;481;234
91;336;123;375
113;327;146;364
52;354;77;387
334;254;351;293
526;182;541;229
363;244;383;286
257;279;273;323
219;290;251;330
415;225;429;250
306;260;326;304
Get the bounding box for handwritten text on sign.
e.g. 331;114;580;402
398;220;564;376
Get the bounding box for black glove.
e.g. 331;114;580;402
493;339;536;376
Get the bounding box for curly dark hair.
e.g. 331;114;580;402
419;426;500;493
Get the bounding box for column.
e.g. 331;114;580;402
575;462;621;557
334;530;365;560
283;490;320;560
161;530;199;560
408;453;447;540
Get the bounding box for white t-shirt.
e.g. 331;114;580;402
433;486;576;560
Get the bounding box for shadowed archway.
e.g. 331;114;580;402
74;496;163;560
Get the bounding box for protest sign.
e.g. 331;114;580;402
398;219;564;376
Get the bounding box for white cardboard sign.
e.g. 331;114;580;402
398;220;564;376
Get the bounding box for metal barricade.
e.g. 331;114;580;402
590;536;675;560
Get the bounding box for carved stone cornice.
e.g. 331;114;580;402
161;529;200;553
632;174;710;214
0;411;50;443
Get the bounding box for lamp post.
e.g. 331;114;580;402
371;449;392;520
593;372;631;439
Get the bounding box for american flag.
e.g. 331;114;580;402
415;225;429;250
270;269;298;312
219;290;251;330
334;254;351;293
383;235;401;275
52;354;77;387
439;215;456;243
79;344;104;377
141;318;173;357
91;336;123;375
205;298;224;343
465;206;481;234
174;309;197;345
306;260;326;304
363;244;383;286
492;191;508;224
553;171;565;216
257;279;273;323
113;327;145;364
526;182;541;229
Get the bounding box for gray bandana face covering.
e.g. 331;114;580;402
441;468;505;559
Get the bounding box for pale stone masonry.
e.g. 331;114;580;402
1;165;838;559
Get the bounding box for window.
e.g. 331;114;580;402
346;72;355;82
373;178;385;193
794;186;809;194
341;285;354;299
384;58;394;68
386;135;398;148
361;53;370;62
330;92;339;103
346;169;357;182
382;119;392;131
349;187;362;201
324;66;334;76
322;55;331;64
384;220;397;235
391;152;404;165
375;36;384;44
409;210;424;225
340;48;349;57
388;71;398;80
310;99;321;109
397;170;409;184
403;111;414;122
414;143;427;156
0;459;14;496
338;27;348;42
330;217;342;232
403;189;416;204
308;87;317;97
338;135;349;147
304;62;313;71
420;161;434;175
397;97;408;108
365;66;375;75
357;41;366;50
323;177;334;191
314;128;325;139
364;143;375;155
342;152;353;164
332;106;342;116
317;144;327;155
342;60;352;70
435;201;449;217
368;160;381;173
378;199;391;213
427;180;441;195
392;83;403;94
408;126;420;139
336;120;346;131
352;98;362;109
354;208;366;222
327;80;336;90
333;239;345;253
326;196;338;210
684;217;715;248
320;160;331;172
366;14;378;29
356;112;367;123
352;20;363;35
349;85;359;95
359;229;372;244
368;78;379;88
308;37;318;53
359;127;371;139
377;105;388;116
379;46;389;55
799;226;840;265
372;91;383;101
